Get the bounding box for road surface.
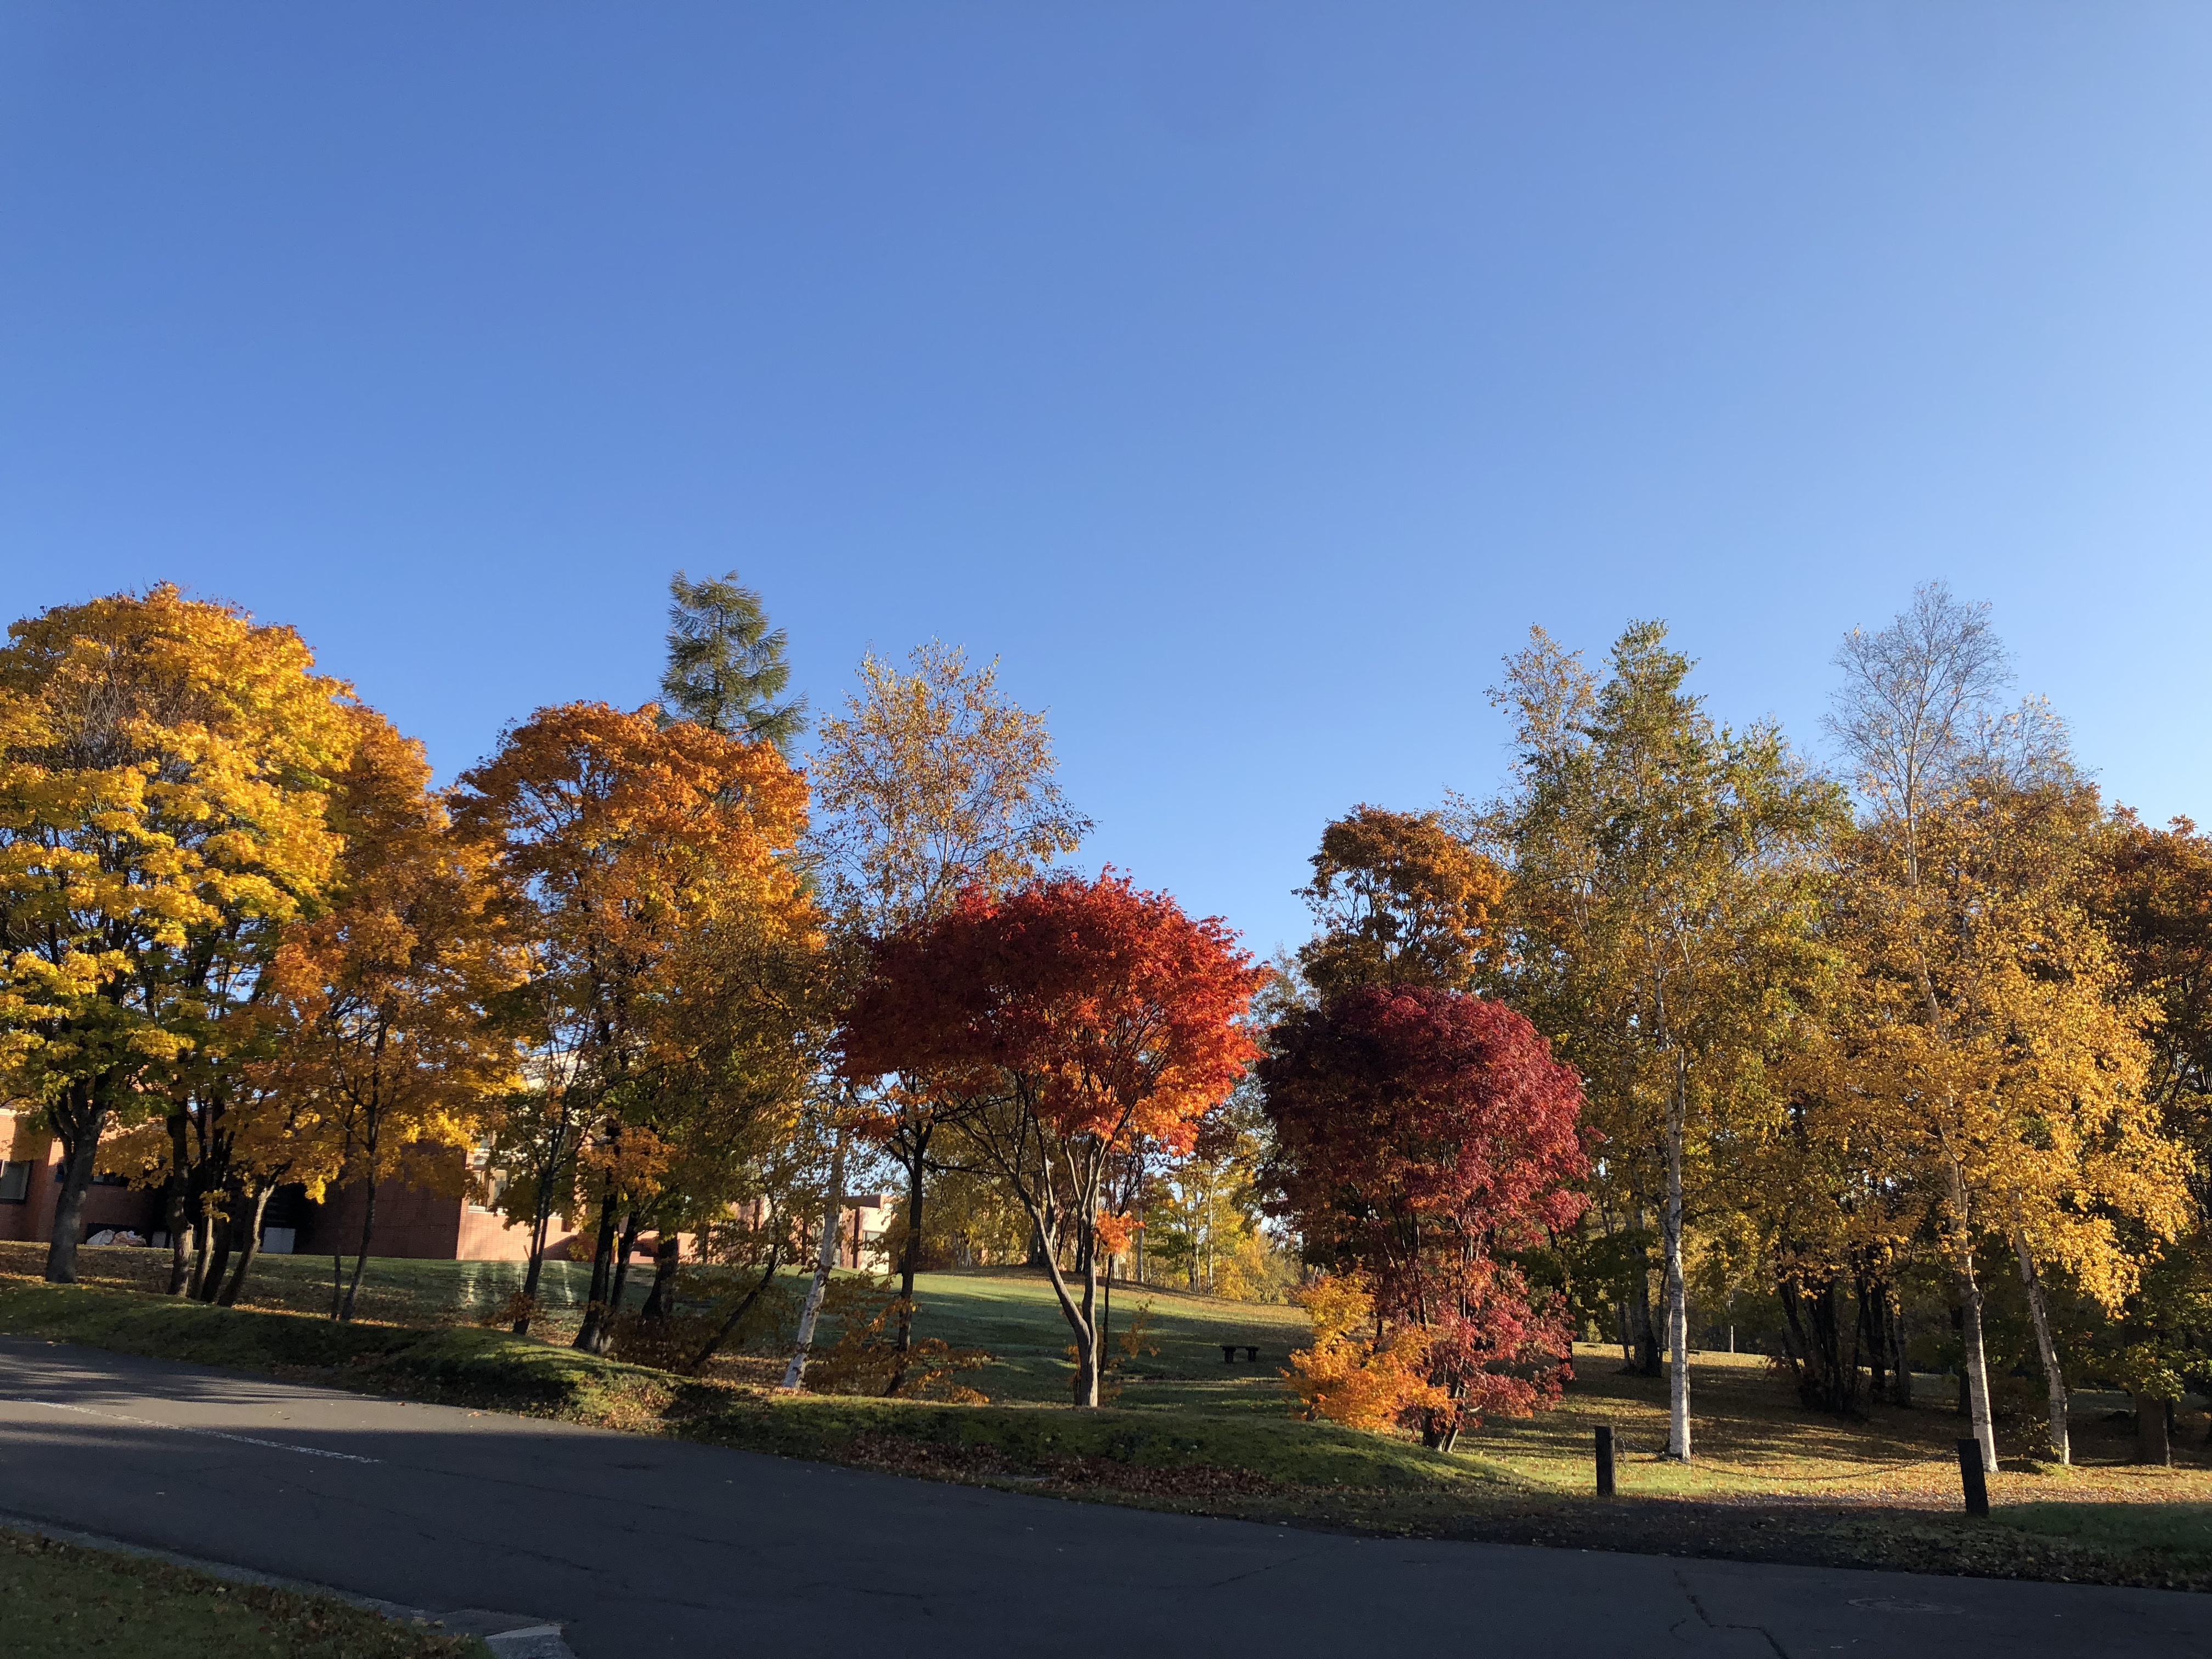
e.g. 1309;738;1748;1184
1;1336;2205;1657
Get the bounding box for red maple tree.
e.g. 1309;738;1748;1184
843;872;1265;1406
1261;985;1589;1449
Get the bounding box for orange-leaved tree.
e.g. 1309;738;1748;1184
257;708;527;1321
1297;805;1506;999
1283;1273;1444;1431
842;872;1263;1406
0;586;356;1283
454;701;818;1352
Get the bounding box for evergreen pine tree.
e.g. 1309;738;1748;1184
661;569;807;755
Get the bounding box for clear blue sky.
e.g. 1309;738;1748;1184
4;4;2208;960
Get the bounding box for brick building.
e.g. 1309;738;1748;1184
1;1106;896;1270
0;1109;160;1247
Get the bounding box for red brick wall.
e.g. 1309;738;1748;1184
0;1113;162;1247
295;1148;583;1262
296;1171;464;1261
455;1204;577;1262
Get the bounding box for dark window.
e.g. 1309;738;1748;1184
90;1172;129;1187
0;1161;30;1203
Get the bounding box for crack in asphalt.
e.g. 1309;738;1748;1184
1203;1549;1317;1590
1675;1567;1790;1658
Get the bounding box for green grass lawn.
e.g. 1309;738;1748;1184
893;1267;1310;1407
0;1528;486;1659
0;1242;1312;1412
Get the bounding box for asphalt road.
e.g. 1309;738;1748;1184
2;1338;2208;1658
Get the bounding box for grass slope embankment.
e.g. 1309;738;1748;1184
0;1526;488;1659
0;1277;1489;1502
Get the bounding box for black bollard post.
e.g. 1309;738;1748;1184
1595;1425;1616;1498
1955;1438;1989;1519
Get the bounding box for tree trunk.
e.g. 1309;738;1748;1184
188;1207;215;1302
1956;1262;1997;1474
573;1182;621;1354
1889;1288;1913;1408
600;1209;644;1343
640;1231;682;1322
1946;1159;1996;1473
1627;1249;1662;1377
338;1172;379;1323
163;1114;194;1296
782;1132;847;1391
216;1186;274;1307
2011;1233;2070;1465
1861;1279;1888;1403
1071;1213;1101;1407
198;1191;238;1304
887;1137;927;1396
515;1179;558;1336
42;1087;107;1285
2135;1393;2172;1467
1662;1082;1692;1462
1780;1277;1860;1414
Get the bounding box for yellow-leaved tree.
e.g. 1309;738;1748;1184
812;642;1087;1391
1486;622;1838;1463
1826;584;2190;1468
1283;1273;1443;1430
0;586;356;1283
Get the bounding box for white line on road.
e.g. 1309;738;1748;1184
8;1399;381;1464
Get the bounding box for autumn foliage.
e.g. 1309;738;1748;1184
0;586;359;1284
843;871;1266;1404
454;701;821;1350
1297;805;1505;998
1284;1273;1444;1432
1262;986;1589;1449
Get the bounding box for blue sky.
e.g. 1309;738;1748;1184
4;4;2208;960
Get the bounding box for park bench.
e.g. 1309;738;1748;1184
1219;1344;1261;1363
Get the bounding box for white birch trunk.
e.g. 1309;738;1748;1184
1663;1087;1692;1463
2011;1232;2070;1466
1958;1265;1998;1474
781;1130;847;1392
1946;1161;1997;1473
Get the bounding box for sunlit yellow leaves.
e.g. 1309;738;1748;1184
0;586;358;1129
810;642;1086;933
1832;775;2189;1314
1284;1273;1446;1432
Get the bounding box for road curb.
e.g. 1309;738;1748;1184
0;1507;575;1658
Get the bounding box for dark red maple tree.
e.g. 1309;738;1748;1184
842;872;1266;1406
1260;985;1589;1449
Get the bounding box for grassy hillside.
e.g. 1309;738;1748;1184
0;1242;1307;1411
894;1267;1308;1407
